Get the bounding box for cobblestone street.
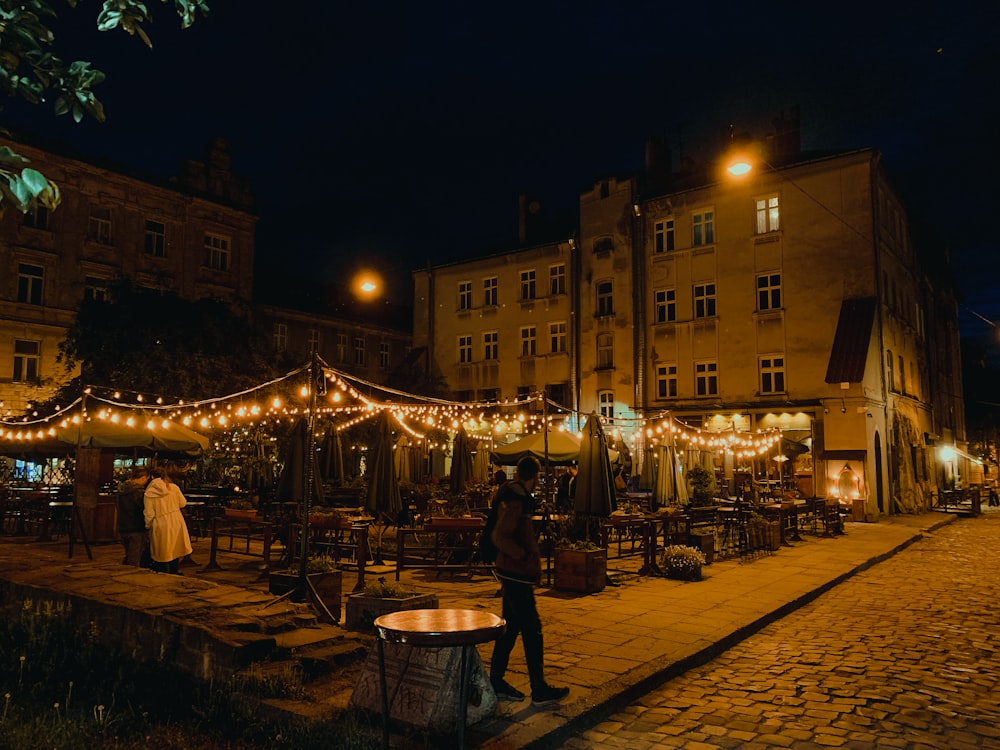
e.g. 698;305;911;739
560;512;1000;750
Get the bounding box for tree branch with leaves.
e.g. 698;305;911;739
0;0;209;215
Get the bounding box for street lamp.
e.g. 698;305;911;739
351;269;383;301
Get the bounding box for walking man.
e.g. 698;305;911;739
490;455;569;707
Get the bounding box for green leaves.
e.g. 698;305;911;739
0;162;61;215
0;0;208;214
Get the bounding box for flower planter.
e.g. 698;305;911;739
553;547;606;594
344;592;438;631
268;570;343;624
661;544;705;582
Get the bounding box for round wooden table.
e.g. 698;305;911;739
373;608;505;748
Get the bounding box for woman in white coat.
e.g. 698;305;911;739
143;464;193;574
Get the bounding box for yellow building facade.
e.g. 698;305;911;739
416;145;965;517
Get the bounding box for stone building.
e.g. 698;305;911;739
413;123;965;517
0;136;256;414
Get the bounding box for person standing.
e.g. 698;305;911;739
117;464;151;566
143;463;193;574
490;455;569;707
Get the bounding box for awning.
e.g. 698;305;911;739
825;297;876;384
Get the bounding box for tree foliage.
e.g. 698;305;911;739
55;280;283;402
0;0;209;215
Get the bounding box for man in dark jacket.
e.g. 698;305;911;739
490;455;569;707
117;464;150;566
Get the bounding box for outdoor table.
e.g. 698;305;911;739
374;608;505;749
761;501;802;544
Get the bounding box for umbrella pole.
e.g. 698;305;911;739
67;387;92;560
299;354;320;583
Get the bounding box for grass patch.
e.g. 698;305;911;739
0;598;378;749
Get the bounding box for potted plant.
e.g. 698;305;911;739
344;576;438;631
552;513;607;594
268;556;344;624
686;465;717;508
661;544;706;581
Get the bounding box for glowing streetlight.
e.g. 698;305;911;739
352;270;383;301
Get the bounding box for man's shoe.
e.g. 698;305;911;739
531;684;569;707
491;679;525;702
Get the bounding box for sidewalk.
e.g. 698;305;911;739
0;512;955;748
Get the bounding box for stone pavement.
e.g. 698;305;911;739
0;511;955;748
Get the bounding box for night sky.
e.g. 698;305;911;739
6;2;997;333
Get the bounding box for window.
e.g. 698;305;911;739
756;273;781;310
336;333;348;362
760;356;785;394
458;335;473;363
516;385;532;402
549;264;566;295
480;388;500;402
598;390;615;419
654;288;676;323
13;339;40;383
694;283;716;318
17;263;43;305
87;207;112;244
483;276;498;306
695;361;718;396
755;196;780;234
308;329;320;353
549;321;567;353
84;276;108;302
380;341;390;369
520;269;536;300
596;332;614;369
886;350;895;391
547;383;568;408
144;220;166;257
692;210;714;246
654;218;675;253
898;354;906;393
596;281;614;316
273;323;287;352
483;331;498;361
520;326;536;356
458;281;472;310
24;203;49;230
204;233;230;271
657;364;678;398
354;336;366;366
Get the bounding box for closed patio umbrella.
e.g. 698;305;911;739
654;445;675;506
365;411;401;520
449;425;475;495
574;413;617;527
320;427;345;487
276;418;323;503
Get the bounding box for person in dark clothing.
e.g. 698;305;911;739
554;464;577;511
490;455;569;707
117;464;151;566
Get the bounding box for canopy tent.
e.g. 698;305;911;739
490;429;582;466
0;418;208;456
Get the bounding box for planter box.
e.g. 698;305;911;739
224;508;260;521
268;570;343;624
687;531;715;564
424;517;485;531
553;547;606;594
344;592;438;631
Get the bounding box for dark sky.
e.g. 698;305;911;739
7;2;998;333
